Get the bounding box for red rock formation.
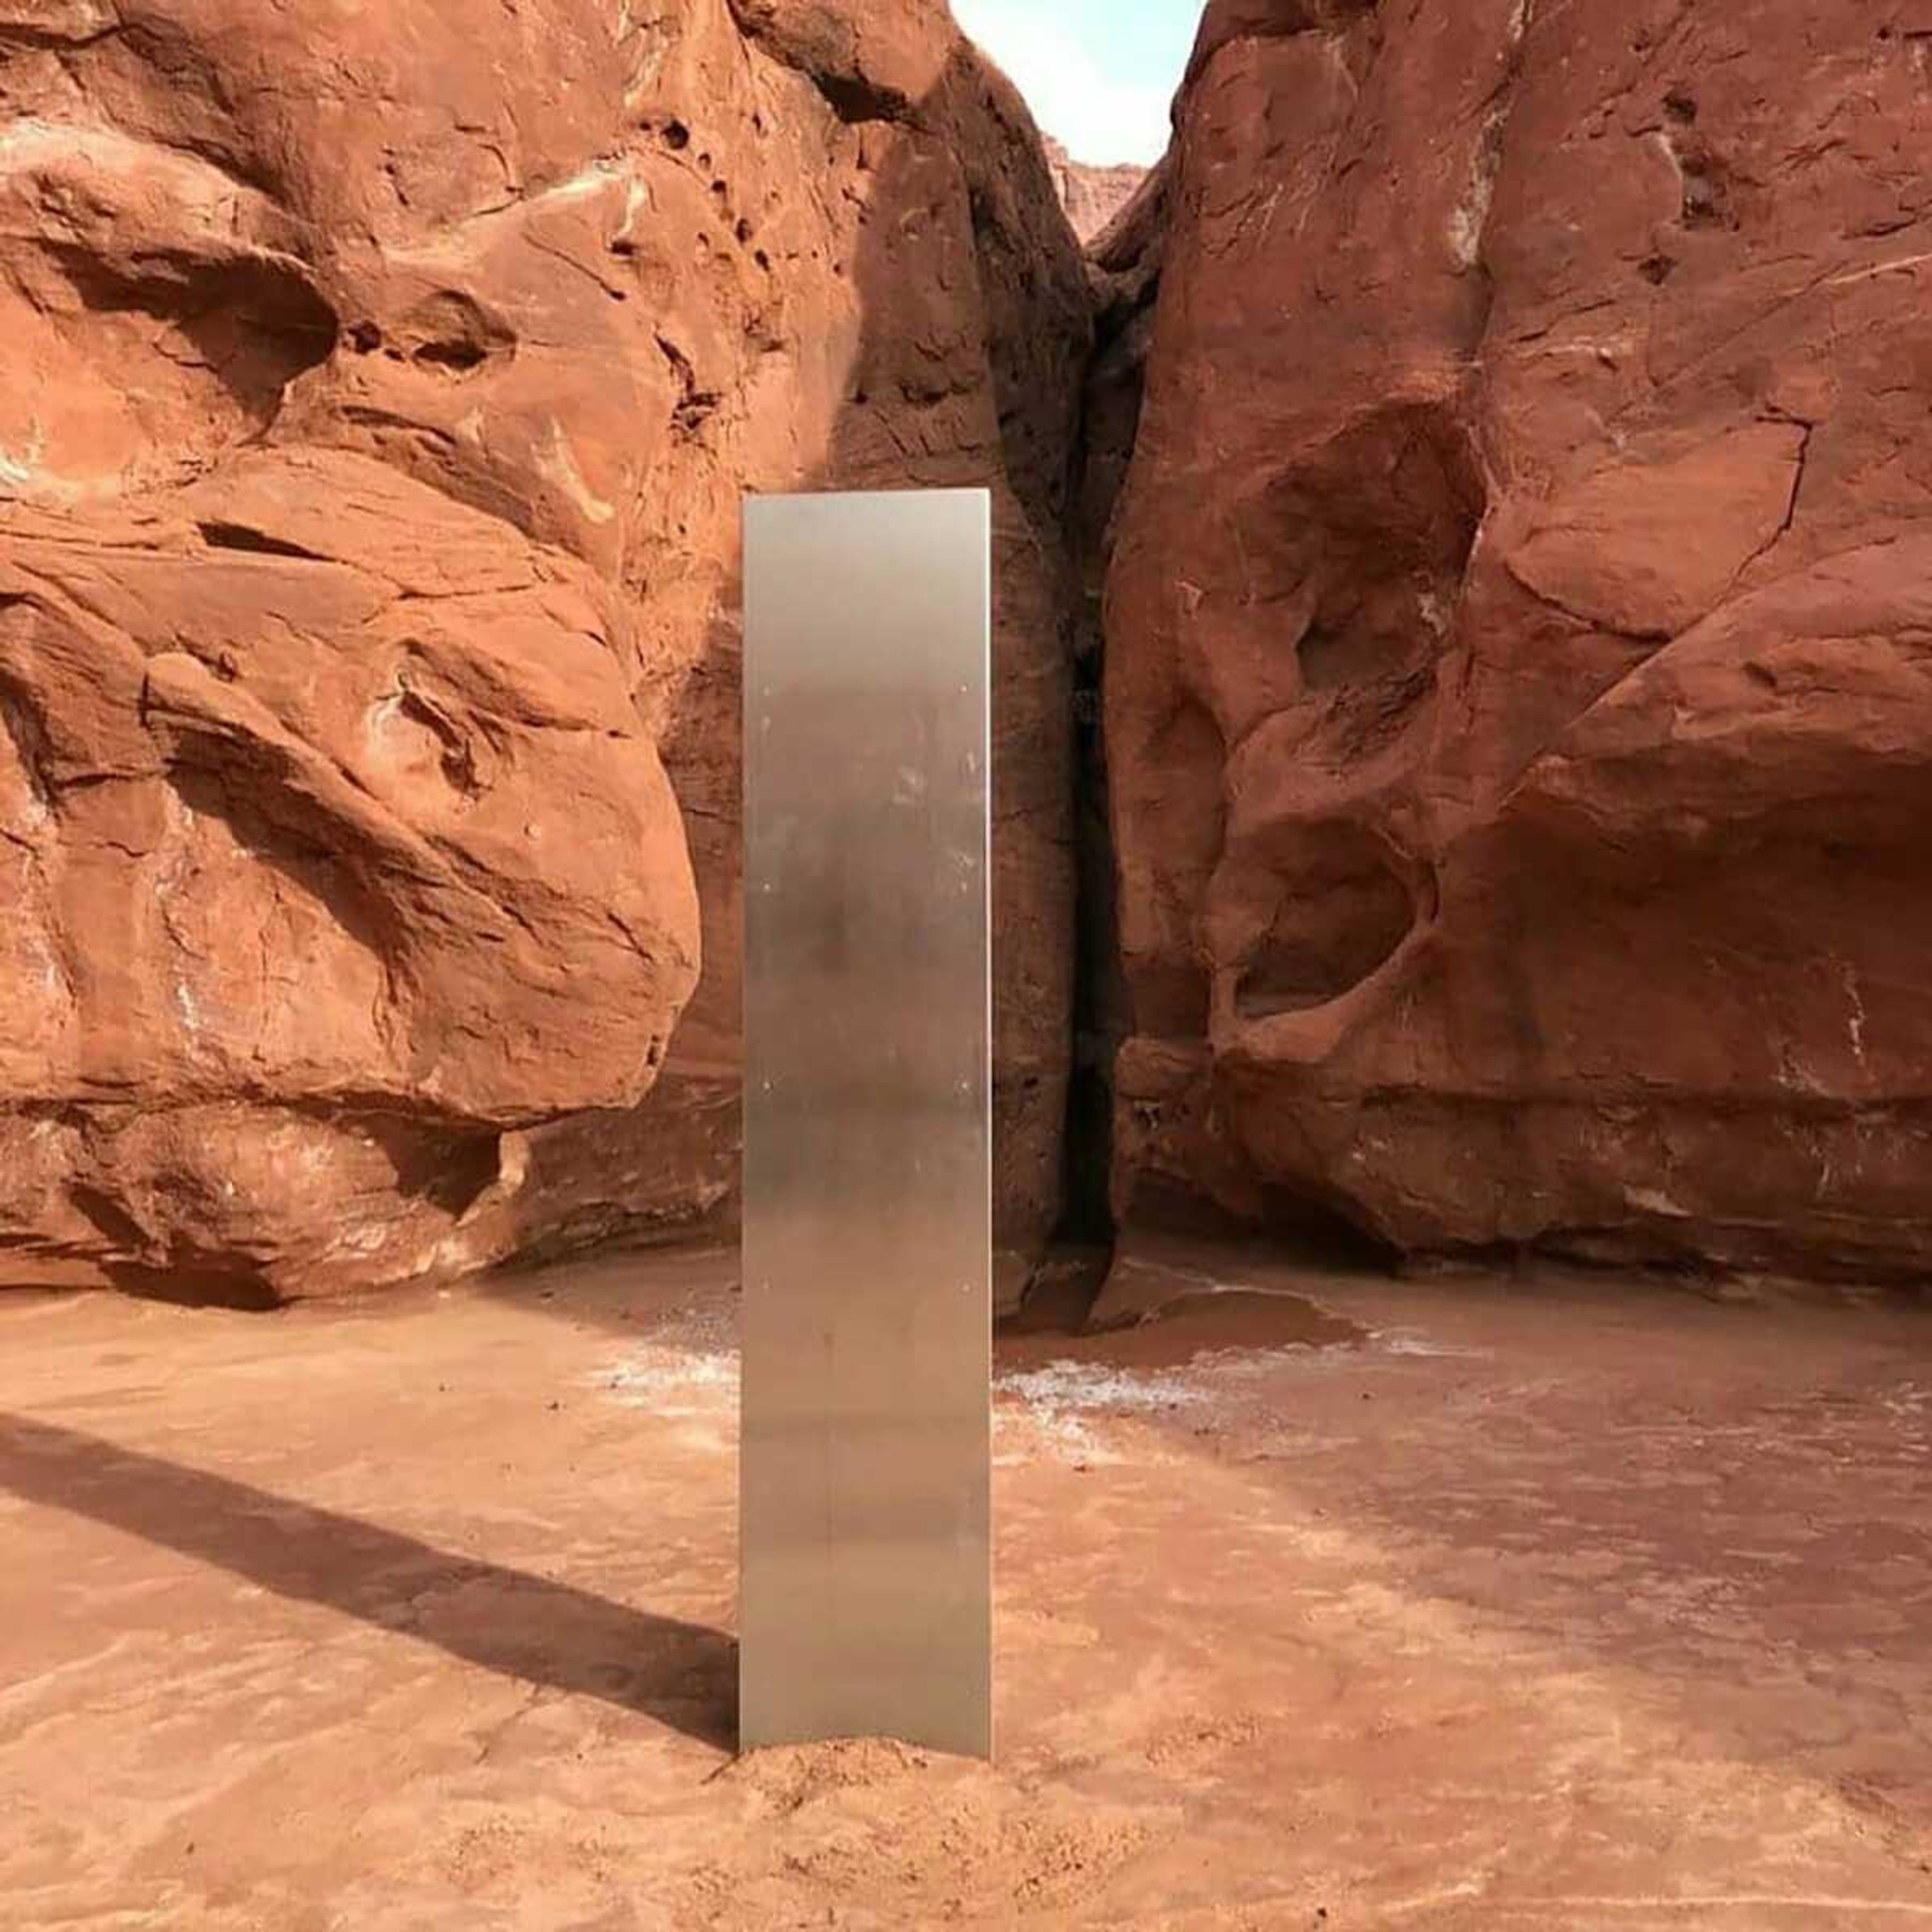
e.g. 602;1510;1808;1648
1105;0;1932;1280
0;0;1088;1301
1043;137;1150;246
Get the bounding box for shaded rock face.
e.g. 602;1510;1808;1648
1105;0;1932;1279
0;0;1088;1300
1042;137;1149;246
1063;162;1172;1236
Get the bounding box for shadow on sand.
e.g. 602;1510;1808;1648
0;1411;736;1749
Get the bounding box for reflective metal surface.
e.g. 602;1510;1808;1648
740;490;992;1757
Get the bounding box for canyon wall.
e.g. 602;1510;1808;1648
1104;0;1932;1279
14;0;1932;1305
1043;137;1149;246
0;0;1088;1302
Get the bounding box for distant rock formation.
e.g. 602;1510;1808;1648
1043;137;1151;246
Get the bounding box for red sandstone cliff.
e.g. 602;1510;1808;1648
13;0;1932;1305
0;0;1089;1302
1043;137;1150;246
1103;0;1932;1280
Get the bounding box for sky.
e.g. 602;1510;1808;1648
949;0;1202;167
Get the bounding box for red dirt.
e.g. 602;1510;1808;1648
3;1240;1930;1928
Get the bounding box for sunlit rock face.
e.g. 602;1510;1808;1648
1042;137;1148;245
0;0;1089;1301
1104;0;1932;1280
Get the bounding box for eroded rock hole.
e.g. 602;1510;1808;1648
393;291;513;377
1234;823;1417;1020
810;70;911;125
196;521;327;561
1270;403;1484;724
1298;618;1417;693
376;1121;505;1219
413;338;488;372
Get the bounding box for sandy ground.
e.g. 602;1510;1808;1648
2;1241;1930;1930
